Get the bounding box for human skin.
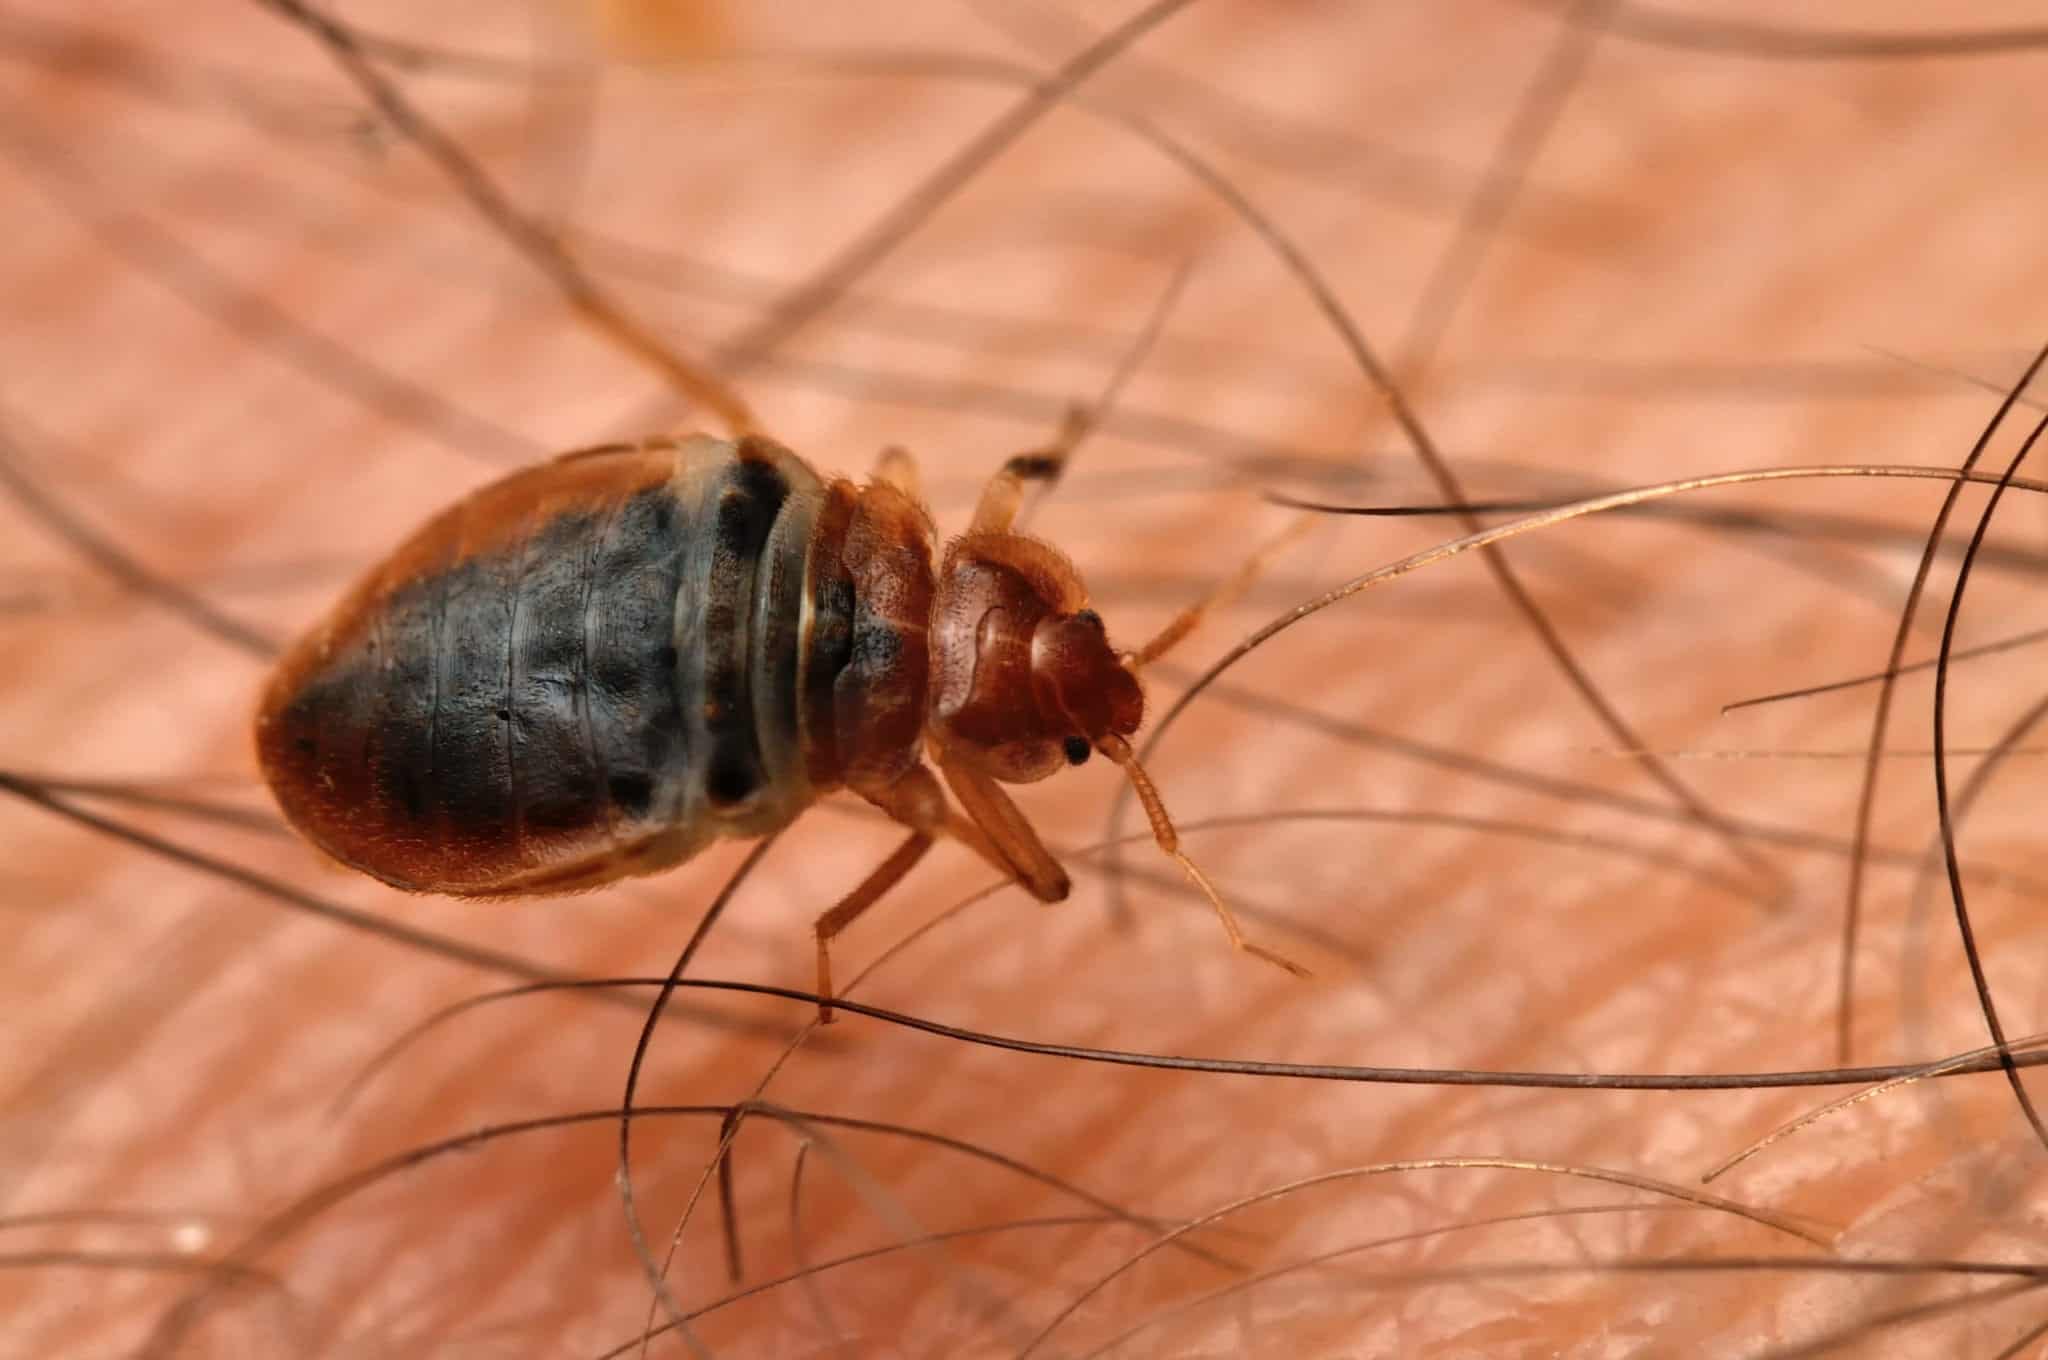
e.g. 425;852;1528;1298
9;2;2048;1355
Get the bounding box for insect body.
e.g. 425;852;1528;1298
257;433;1302;1014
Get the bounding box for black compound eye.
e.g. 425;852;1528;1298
1074;608;1102;630
1062;736;1092;766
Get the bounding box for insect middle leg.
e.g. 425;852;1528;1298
811;828;934;1025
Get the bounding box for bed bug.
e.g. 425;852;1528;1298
255;429;1305;1018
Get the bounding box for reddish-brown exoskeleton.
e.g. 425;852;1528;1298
257;423;1306;1023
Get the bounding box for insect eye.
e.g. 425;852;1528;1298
1074;608;1102;630
1063;736;1092;766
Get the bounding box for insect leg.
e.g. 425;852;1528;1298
1124;517;1316;670
936;755;1072;904
812;829;935;1025
974;262;1193;536
812;762;1017;1023
872;445;922;499
969;406;1089;534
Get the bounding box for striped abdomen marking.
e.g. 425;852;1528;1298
256;437;824;895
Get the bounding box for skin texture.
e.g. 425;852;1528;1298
10;1;2048;1355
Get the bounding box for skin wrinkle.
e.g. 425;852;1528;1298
11;2;2048;1356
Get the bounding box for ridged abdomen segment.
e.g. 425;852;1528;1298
256;438;823;895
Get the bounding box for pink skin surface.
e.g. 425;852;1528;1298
9;2;2048;1354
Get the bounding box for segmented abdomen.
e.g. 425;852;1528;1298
256;436;825;894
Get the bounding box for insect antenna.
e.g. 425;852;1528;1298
1094;732;1309;980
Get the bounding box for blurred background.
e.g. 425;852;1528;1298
9;1;2048;1354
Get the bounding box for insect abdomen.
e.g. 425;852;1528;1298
256;437;825;895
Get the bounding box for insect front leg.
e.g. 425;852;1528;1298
969;405;1089;534
871;445;922;499
1125;517;1316;670
935;755;1072;905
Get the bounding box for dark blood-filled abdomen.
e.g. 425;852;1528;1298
256;437;825;895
